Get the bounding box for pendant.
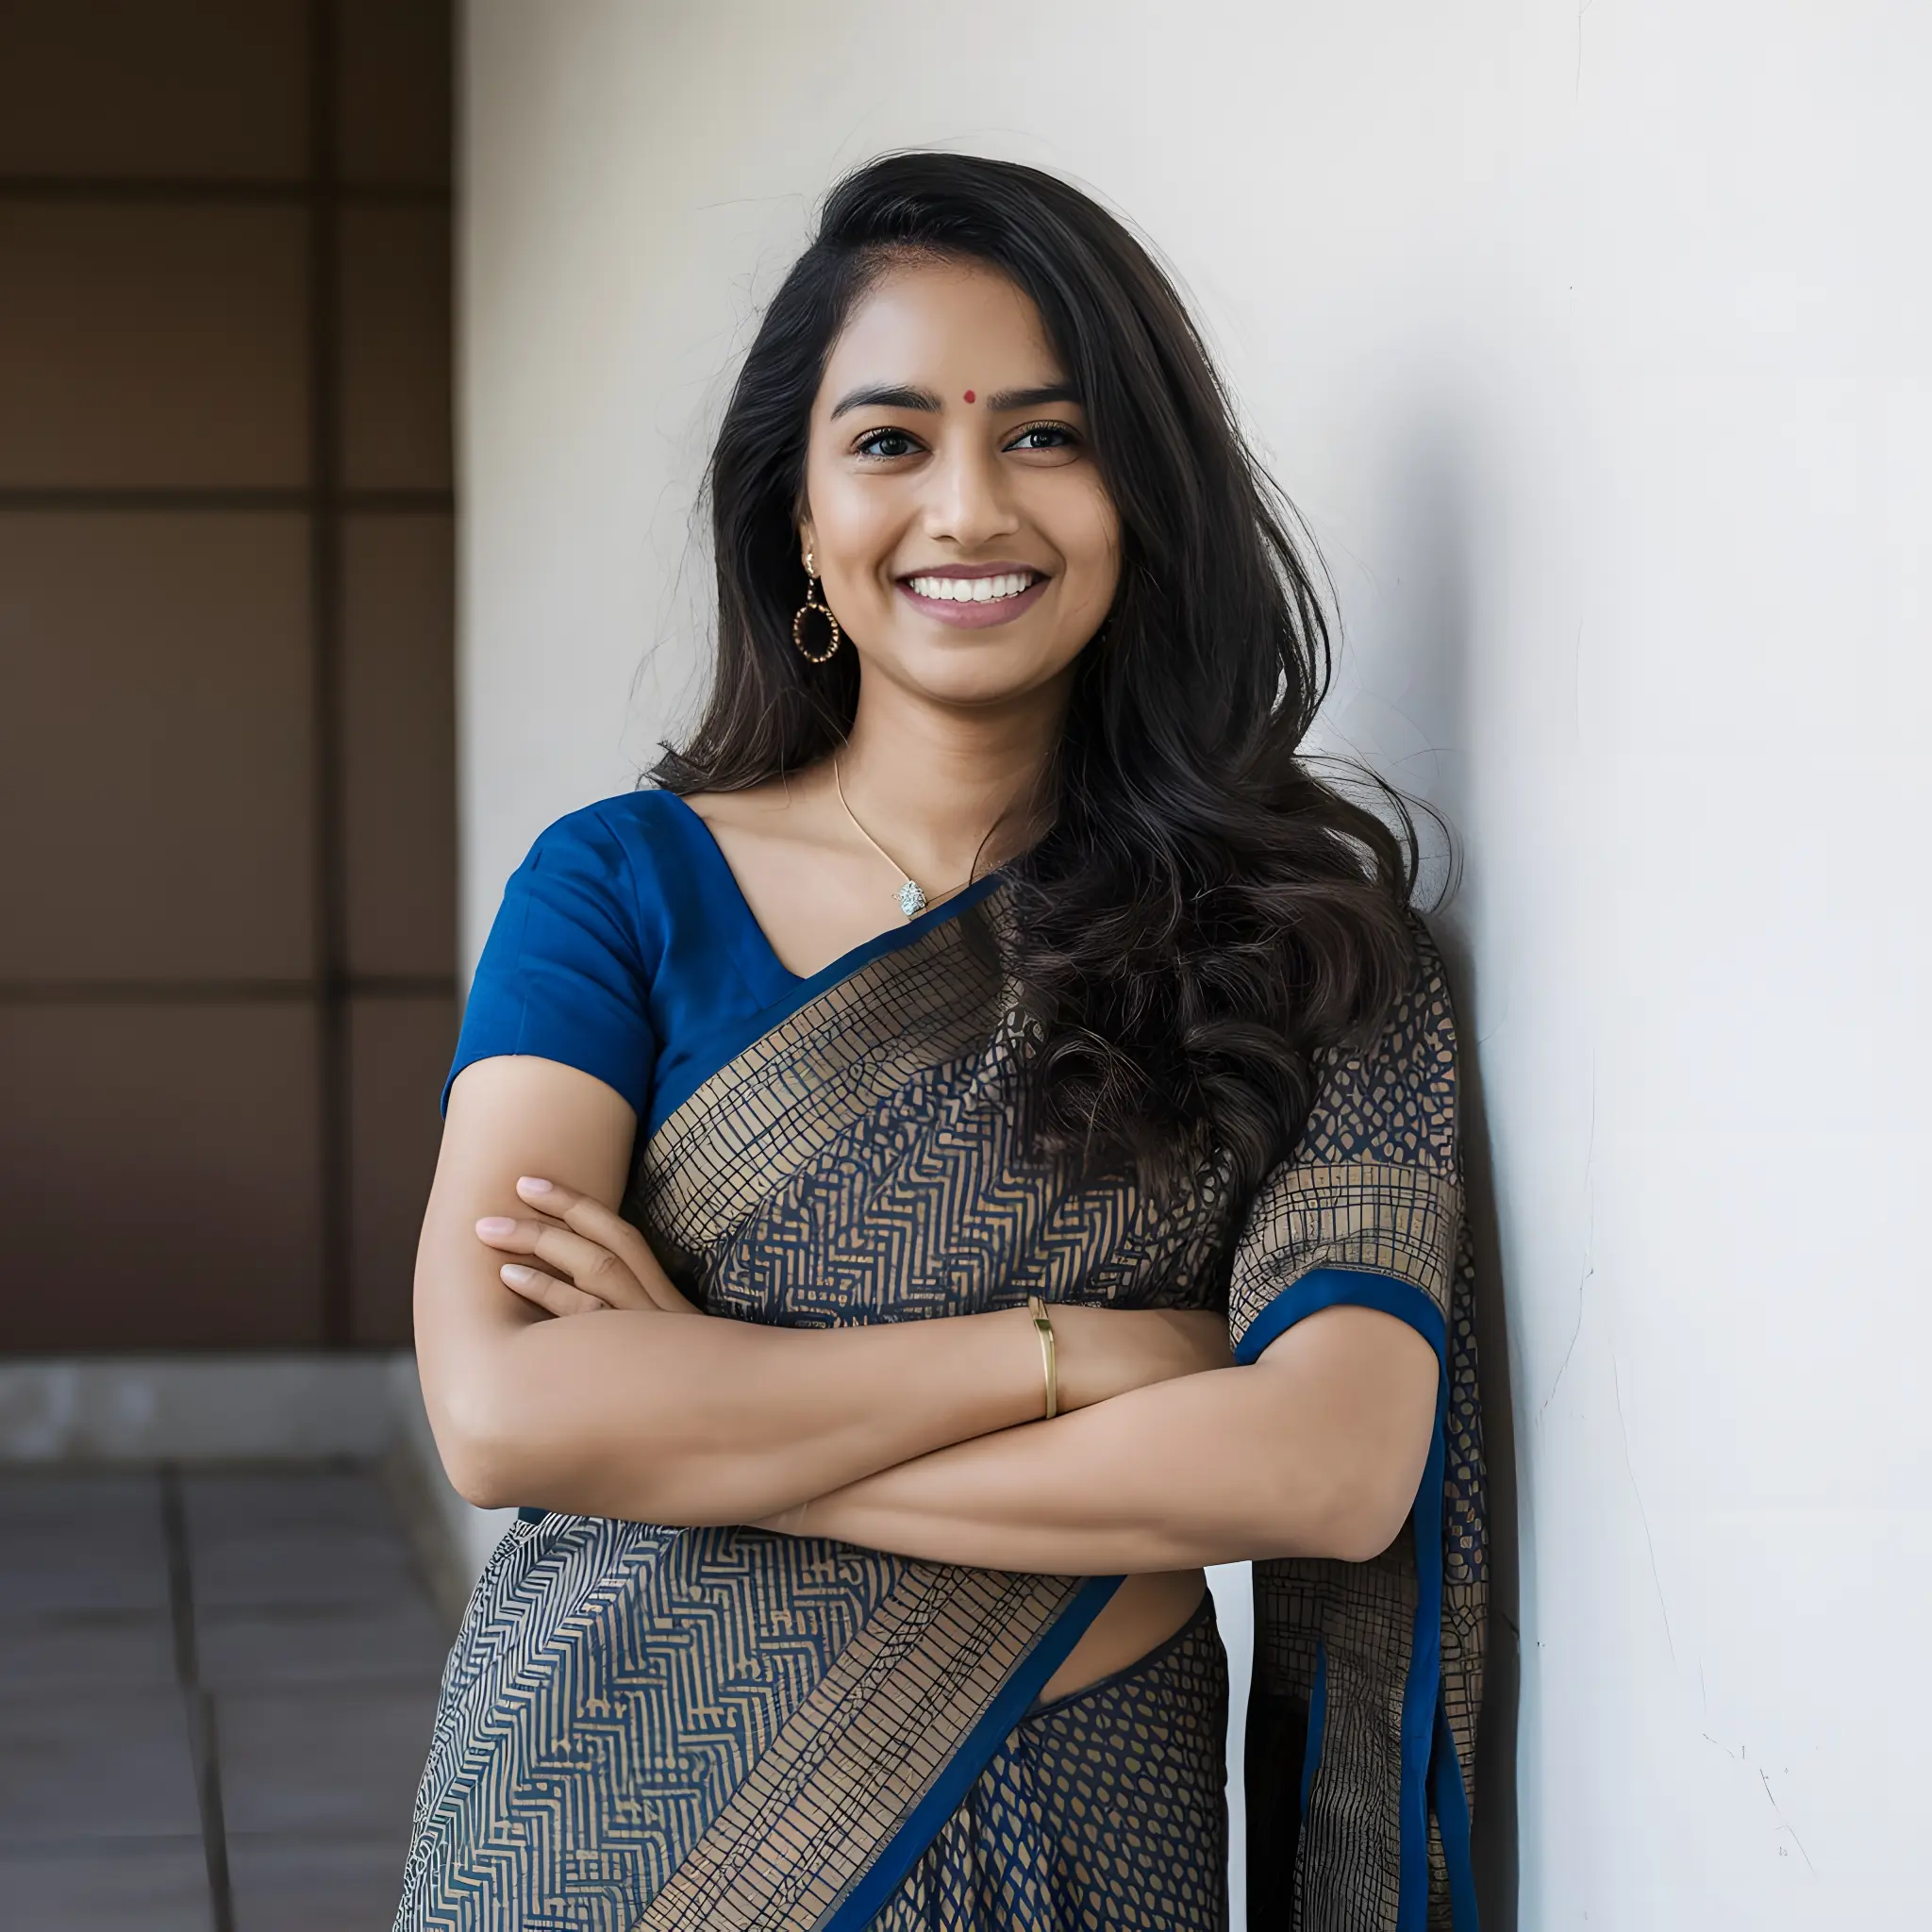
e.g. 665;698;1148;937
898;878;927;919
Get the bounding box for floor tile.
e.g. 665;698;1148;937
182;1469;397;1538
0;1473;169;1614
215;1685;436;1838
185;1472;425;1609
197;1599;450;1690
228;1834;407;1932
0;1610;176;1691
0;1687;202;1843
0;1840;213;1931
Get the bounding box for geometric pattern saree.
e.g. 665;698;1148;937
393;882;1484;1932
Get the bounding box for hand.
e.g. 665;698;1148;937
1052;1306;1234;1411
474;1177;701;1319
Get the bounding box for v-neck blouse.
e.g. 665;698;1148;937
444;788;1001;1139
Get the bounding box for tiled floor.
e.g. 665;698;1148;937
0;1465;450;1931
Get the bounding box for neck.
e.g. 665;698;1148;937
835;671;1067;887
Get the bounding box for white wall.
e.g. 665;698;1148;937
460;5;1932;1924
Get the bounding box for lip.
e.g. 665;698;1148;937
898;561;1043;581
895;562;1052;629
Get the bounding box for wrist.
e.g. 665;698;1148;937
1000;1301;1060;1421
1047;1306;1229;1411
1045;1303;1120;1411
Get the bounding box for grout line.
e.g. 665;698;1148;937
0;974;455;1007
0;488;454;513
0;177;448;207
159;1465;236;1932
0;178;444;207
158;1467;200;1690
310;0;354;1353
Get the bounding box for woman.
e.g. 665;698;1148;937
401;153;1485;1932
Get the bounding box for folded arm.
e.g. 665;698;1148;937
415;1055;1225;1524
759;1303;1441;1573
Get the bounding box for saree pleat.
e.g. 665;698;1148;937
395;891;1485;1932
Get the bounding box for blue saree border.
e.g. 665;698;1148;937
823;1573;1124;1932
1300;1641;1328;1819
1399;1404;1448;1931
1236;1265;1470;1930
1232;1264;1446;1369
645;869;1008;1138
1431;1702;1481;1930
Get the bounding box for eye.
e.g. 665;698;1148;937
852;425;924;460
1005;421;1082;455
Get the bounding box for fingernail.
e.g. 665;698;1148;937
517;1176;553;1194
475;1216;515;1237
501;1264;535;1285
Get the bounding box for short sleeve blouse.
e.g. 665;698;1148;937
443;790;804;1133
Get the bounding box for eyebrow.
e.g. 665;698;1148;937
983;383;1081;412
830;383;941;420
828;380;1082;420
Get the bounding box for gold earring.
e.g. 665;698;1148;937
792;555;842;665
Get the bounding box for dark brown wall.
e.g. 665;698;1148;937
0;1;455;1350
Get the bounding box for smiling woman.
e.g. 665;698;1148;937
803;258;1116;697
399;154;1486;1932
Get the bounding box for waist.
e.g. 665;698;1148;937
1038;1568;1208;1705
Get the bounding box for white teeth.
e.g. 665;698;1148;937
907;572;1039;602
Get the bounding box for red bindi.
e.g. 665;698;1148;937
962;390;975;404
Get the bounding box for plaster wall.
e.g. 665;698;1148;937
460;5;1932;1922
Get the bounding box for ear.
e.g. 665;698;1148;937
798;521;816;571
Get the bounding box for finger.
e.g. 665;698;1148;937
516;1178;699;1314
501;1262;609;1319
522;1223;661;1312
475;1214;658;1313
475;1213;562;1256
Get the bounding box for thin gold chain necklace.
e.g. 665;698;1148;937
833;756;975;921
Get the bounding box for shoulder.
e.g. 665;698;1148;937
1401;908;1457;1049
1295;906;1460;1173
523;786;692;856
496;789;712;958
513;788;699;889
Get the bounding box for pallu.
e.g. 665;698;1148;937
395;882;1486;1932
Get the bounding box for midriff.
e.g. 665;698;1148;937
1038;1566;1208;1703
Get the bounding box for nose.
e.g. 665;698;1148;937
921;434;1021;548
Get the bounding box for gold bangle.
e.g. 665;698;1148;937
1026;1294;1058;1420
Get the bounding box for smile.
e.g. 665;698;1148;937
895;566;1052;630
903;570;1041;603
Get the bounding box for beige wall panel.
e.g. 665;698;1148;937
340;208;453;491
0;205;309;490
0;515;315;984
347;994;454;1344
340;0;453;187
342;515;457;977
0;0;308;181
0;1003;323;1350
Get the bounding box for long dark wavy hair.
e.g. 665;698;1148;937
654;151;1424;1197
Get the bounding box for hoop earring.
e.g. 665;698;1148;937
791;560;842;665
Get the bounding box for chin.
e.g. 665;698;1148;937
889;638;1073;708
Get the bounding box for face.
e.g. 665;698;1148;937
799;258;1121;710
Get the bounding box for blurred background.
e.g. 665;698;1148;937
1;0;454;1356
5;3;1930;1930
0;4;458;1926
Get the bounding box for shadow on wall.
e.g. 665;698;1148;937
1369;420;1522;1930
1458;1045;1522;1932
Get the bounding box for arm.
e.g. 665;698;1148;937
414;1054;1228;1523
758;1304;1440;1573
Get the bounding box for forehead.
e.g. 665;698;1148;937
819;258;1061;391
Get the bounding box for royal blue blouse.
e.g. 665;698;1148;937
444;788;1000;1137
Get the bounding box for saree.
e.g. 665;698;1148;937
395;881;1485;1932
